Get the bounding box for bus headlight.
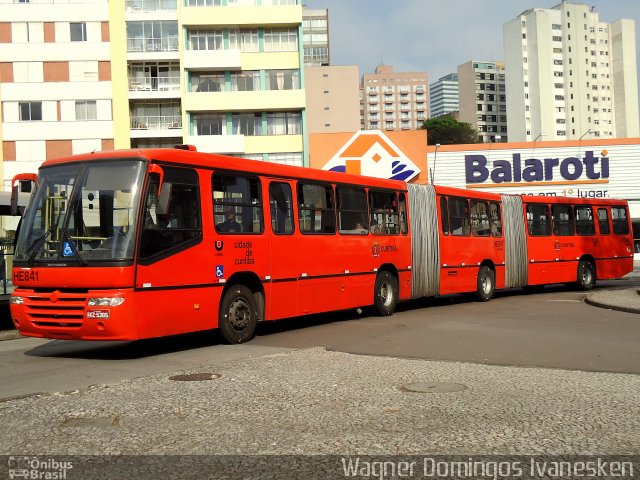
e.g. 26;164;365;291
88;298;125;307
10;296;24;305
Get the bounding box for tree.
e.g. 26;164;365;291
420;115;480;145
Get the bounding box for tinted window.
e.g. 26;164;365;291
213;174;263;234
337;187;368;235
449;197;470;236
597;208;610;235
552;204;575;236
489;202;502;237
527;204;551;236
269;182;293;235
298;183;335;234
470;200;490;236
369;190;398;235
398;193;408;235
440;197;449;235
140;167;202;259
612;207;629;235
575;206;595;235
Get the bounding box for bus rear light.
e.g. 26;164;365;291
88;298;125;307
10;296;24;305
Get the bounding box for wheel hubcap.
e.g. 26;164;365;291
381;282;393;307
228;298;250;331
483;276;492;294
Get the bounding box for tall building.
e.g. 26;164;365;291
504;1;639;142
0;0;114;190
302;7;329;67
360;65;428;131
0;0;307;187
458;61;508;143
429;73;459;118
305;65;360;133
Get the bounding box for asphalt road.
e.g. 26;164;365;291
0;279;638;401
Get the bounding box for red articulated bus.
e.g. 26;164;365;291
9;146;634;343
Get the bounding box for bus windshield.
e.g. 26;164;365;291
14;160;146;264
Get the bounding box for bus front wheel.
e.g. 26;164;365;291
475;266;495;302
374;271;398;316
219;285;257;344
577;260;595;291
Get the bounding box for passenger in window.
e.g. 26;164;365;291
370;218;381;234
217;206;242;233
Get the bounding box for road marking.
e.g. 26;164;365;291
545;299;582;302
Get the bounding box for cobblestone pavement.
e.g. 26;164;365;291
1;347;638;455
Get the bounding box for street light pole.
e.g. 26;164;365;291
430;143;441;185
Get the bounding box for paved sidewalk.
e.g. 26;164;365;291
1;347;638;456
586;287;640;314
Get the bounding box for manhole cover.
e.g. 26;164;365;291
402;382;467;393
169;373;221;382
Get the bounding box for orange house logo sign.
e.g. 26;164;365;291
321;131;421;181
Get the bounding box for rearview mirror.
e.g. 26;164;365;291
11;173;37;216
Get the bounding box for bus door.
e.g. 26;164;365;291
136;167;208;337
594;206;614;277
525;203;558;285
266;179;298;319
551;203;579;283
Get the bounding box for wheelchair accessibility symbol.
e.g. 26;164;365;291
216;265;224;278
62;242;74;257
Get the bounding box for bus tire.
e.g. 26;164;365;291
219;285;257;344
374;271;398;316
577;260;595;291
475;266;495;302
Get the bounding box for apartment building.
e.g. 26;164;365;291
0;0;114;190
360;65;428;131
504;1;639;141
458;61;508;143
0;0;307;185
305;65;359;133
429;73;459;118
302;7;329;67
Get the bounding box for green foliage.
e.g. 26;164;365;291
420;115;480;145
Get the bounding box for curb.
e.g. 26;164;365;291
584;289;640;315
0;329;22;341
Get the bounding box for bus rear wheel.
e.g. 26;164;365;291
475;266;495;302
577;260;595;291
374;271;398;316
219;285;257;344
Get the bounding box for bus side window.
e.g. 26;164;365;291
398;192;408;235
597;208;610;235
337;186;368;235
440;196;449;235
369;189;398;235
213;174;263;234
470;199;490;236
612;206;630;235
269;182;294;235
140;167;202;259
552;204;574;236
489;202;502;237
575;205;595;235
297;183;335;234
449;197;470;236
526;204;551;236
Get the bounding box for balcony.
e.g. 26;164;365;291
129;76;181;98
130;115;182;138
127;36;179;53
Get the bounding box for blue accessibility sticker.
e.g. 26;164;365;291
62;241;74;257
215;265;224;278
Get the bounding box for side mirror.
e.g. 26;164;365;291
148;164;164;196
11;173;37;216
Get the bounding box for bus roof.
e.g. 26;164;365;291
40;147;410;192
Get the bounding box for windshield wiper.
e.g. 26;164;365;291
27;225;54;267
61;227;87;266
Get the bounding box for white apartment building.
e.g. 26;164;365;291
0;0;114;190
302;7;329;67
457;61;508;143
504;1;639;142
429;73;459;119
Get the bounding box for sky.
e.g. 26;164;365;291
303;0;640;86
